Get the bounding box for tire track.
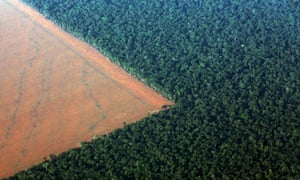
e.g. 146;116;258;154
0;68;26;151
81;63;107;126
23;57;50;152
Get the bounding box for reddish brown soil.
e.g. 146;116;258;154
0;0;173;178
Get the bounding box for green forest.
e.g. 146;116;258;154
9;0;300;179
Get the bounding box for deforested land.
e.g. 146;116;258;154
0;0;173;178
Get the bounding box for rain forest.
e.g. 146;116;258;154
10;0;300;179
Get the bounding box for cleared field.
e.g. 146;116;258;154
0;0;173;178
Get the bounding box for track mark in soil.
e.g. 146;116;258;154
5;68;26;138
81;64;107;120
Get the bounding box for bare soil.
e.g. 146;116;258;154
0;0;173;178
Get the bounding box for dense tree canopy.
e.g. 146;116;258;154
10;0;300;179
